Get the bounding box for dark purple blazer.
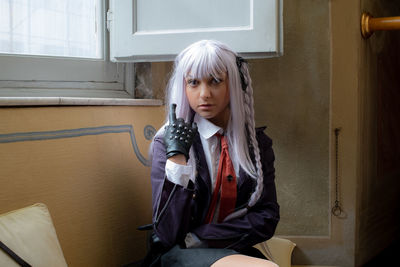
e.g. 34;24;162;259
150;127;279;251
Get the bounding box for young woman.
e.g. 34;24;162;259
149;40;279;267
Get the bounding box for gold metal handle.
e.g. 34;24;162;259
361;12;400;39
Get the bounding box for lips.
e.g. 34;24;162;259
198;104;214;110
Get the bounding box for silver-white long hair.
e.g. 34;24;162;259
152;40;264;219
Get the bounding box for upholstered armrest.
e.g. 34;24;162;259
254;236;296;267
0;203;67;267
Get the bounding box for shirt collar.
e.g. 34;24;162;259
194;113;223;140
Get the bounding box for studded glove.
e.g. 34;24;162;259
163;104;198;161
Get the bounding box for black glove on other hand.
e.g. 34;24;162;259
163;104;198;161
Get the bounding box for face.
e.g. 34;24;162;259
185;72;230;128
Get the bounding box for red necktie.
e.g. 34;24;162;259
204;134;237;223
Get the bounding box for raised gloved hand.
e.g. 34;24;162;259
163;104;198;161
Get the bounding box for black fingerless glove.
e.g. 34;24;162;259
163;104;198;161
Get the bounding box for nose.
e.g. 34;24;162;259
199;84;211;99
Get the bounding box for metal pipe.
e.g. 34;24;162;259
361;12;400;39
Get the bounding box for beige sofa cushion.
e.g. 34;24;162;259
0;203;67;267
254;236;296;267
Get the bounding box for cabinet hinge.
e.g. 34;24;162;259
106;9;113;32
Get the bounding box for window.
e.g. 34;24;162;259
109;0;283;62
0;0;283;101
0;0;102;59
0;0;132;99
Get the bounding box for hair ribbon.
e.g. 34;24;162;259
236;56;248;91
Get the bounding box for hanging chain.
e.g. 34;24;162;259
332;128;342;216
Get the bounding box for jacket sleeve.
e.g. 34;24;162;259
150;136;194;247
191;130;280;250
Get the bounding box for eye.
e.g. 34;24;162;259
186;79;199;87
210;77;222;85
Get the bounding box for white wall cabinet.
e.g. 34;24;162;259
109;0;283;62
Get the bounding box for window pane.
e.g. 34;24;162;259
136;0;250;32
0;0;102;59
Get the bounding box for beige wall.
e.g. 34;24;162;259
0;106;165;266
255;0;355;265
250;1;330;237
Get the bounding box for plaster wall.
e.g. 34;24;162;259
250;0;330;237
0;105;165;266
266;0;359;265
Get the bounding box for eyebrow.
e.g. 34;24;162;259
185;73;225;79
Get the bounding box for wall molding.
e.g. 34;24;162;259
0;124;154;166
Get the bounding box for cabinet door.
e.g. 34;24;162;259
109;0;283;62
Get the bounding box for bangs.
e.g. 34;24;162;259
181;45;227;79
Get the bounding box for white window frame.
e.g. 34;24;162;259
0;0;136;100
109;0;283;62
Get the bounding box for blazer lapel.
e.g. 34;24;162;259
192;134;212;194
